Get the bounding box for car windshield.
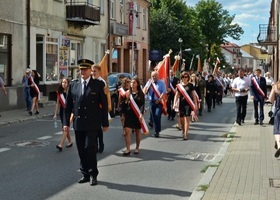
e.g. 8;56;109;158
108;75;117;88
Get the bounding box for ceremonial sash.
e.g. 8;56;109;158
215;77;225;89
29;76;40;100
57;92;66;109
169;82;176;94
251;77;265;98
176;84;196;111
150;82;167;115
129;94;149;135
118;87;126;98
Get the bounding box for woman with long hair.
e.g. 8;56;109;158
122;76;145;155
117;77;131;136
28;70;40;115
54;78;73;151
173;72;197;140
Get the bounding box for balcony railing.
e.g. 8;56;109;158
257;24;277;45
66;2;100;27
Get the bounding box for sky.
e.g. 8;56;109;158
184;0;271;46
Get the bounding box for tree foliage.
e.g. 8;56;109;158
149;0;244;69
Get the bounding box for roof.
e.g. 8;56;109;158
240;49;254;58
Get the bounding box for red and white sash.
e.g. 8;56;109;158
57;92;66;109
251;77;265;98
169;82;176;94
215;77;225;89
118;87;126;98
150;82;167;115
176;83;196;111
129;94;149;135
29;76;40;100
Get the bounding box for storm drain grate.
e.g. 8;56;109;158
269;178;280;188
7;140;50;148
185;152;215;162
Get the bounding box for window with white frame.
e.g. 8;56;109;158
110;0;116;19
136;3;140;28
142;8;146;30
120;0;124;23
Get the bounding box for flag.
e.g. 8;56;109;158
172;55;180;74
216;57;220;64
213;57;220;75
196;55;202;73
99;50;112;112
155;51;171;115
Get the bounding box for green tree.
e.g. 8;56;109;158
150;0;201;57
194;0;244;59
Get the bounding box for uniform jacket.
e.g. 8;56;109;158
64;77;109;131
250;76;267;101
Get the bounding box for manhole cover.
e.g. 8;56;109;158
7;140;50;147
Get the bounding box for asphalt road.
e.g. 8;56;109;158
0;96;241;200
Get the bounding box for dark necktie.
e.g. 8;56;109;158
83;80;87;96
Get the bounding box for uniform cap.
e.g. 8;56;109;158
78;59;94;69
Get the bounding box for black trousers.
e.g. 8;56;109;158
167;93;176;119
235;95;248;121
75;130;98;178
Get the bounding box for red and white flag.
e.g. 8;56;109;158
216;57;220;64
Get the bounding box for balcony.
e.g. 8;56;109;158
257;24;277;45
66;2;100;28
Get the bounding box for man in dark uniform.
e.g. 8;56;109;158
167;70;179;120
63;59;109;186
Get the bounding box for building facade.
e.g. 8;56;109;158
0;0;151;111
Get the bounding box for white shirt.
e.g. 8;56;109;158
231;76;250;97
81;77;91;95
266;77;274;86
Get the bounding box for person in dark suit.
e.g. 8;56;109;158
167;70;179;120
63;59;109;186
250;68;267;125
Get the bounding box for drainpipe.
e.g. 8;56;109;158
26;0;31;68
107;0;111;71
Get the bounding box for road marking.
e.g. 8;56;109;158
37;136;53;140
54;132;62;135
17;142;32;146
0;148;11;153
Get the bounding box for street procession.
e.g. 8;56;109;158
1;0;279;200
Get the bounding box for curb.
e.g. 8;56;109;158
188;124;237;200
0;113;53;128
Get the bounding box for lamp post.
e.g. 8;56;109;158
178;38;183;73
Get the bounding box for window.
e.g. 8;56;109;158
142;8;146;30
136;4;140;28
110;0;116;19
46;37;58;82
0;34;10;86
36;36;58;83
120;0;124;23
87;0;93;5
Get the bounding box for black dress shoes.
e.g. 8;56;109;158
122;151;131;156
90;176;97;186
260;121;263;125
236;120;241;126
78;176;90;184
56;145;62;151
254;121;259;125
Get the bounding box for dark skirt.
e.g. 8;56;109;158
124;107;141;129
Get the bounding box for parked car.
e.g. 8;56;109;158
108;72;133;117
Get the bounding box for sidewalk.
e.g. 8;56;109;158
192;104;280;200
0;107;54;127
